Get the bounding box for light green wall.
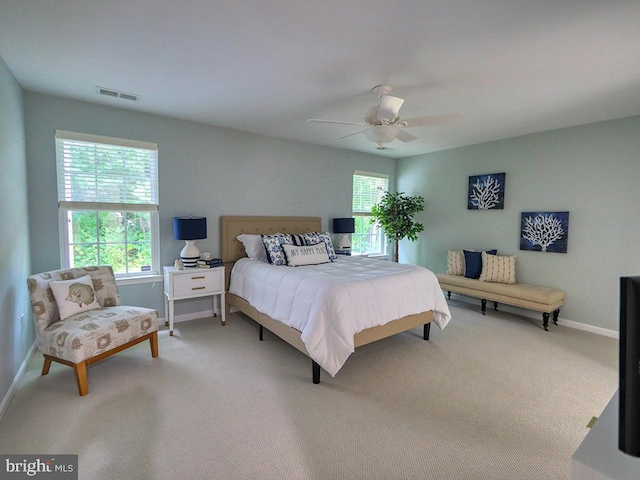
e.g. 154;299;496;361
24;92;395;317
0;55;32;398
397;116;640;331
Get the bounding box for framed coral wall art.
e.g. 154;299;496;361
468;173;505;210
520;211;569;253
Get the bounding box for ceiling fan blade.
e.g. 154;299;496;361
337;130;367;140
395;130;418;143
308;119;368;126
376;95;405;123
402;112;464;127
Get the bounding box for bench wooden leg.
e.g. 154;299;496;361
553;309;560;325
481;299;487;315
447;291;452;299
493;301;498;311
542;312;550;331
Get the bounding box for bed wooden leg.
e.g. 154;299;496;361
423;323;431;340
259;324;263;341
312;360;320;384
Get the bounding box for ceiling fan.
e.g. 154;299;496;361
308;85;463;149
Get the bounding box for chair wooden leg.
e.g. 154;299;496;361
150;331;159;357
74;362;89;396
41;356;52;376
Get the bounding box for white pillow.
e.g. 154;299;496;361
282;242;331;267
479;252;517;284
237;234;268;262
49;275;101;320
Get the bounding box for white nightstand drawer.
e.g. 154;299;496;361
172;270;223;297
163;265;226;336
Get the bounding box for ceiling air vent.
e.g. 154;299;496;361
96;86;140;102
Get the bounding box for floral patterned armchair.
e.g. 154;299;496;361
27;266;159;396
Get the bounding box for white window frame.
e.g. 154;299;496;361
55;130;160;283
351;170;389;257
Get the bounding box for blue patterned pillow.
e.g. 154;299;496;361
261;234;309;266
303;232;337;260
261;234;290;266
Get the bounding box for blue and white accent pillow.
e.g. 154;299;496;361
261;234;308;266
303;232;337;260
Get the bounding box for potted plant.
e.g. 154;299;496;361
371;191;424;262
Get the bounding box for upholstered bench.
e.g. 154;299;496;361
436;273;565;331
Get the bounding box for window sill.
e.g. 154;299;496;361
351;253;390;260
367;254;390;261
116;274;163;286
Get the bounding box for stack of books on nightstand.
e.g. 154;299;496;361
197;258;223;268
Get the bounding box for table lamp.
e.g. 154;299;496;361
333;217;355;251
173;216;207;267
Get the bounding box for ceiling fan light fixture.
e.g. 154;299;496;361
364;125;398;144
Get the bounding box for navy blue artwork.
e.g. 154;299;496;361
468;173;505;210
520;211;569;253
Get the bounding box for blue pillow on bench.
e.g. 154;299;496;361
463;249;497;279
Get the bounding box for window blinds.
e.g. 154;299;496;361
352;170;389;214
55;130;158;208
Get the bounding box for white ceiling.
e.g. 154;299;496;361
1;0;639;158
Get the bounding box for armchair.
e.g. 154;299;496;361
27;266;159;396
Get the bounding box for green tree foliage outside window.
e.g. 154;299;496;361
69;210;152;274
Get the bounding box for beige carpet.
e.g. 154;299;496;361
0;301;618;479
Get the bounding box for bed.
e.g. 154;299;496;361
221;215;451;383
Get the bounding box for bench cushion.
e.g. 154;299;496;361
436;273;564;313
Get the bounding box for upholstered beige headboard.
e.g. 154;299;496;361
220;216;322;264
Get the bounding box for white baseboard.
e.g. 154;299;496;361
556;318;619;339
159;309;222;328
0;342;37;423
170;301;621;340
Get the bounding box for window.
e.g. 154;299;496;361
351;170;389;256
55;130;159;279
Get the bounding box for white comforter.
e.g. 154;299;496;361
229;256;451;377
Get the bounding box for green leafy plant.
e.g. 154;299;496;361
370;191;425;262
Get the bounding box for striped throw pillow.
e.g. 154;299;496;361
479;252;516;284
446;250;465;276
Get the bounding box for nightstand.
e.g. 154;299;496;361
163;266;226;336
